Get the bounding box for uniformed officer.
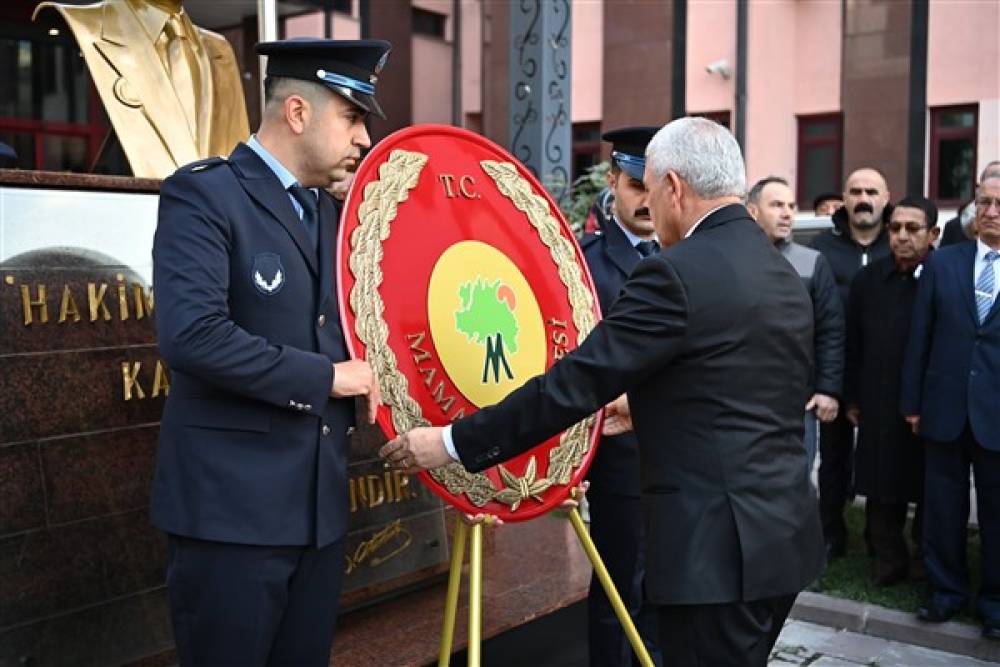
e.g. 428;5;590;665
580;127;661;666
151;39;388;666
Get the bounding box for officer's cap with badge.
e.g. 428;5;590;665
256;38;392;119
602;126;660;181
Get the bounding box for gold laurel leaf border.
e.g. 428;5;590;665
348;149;598;511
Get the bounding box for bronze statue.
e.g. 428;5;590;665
34;0;250;178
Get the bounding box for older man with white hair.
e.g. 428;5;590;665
381;118;825;666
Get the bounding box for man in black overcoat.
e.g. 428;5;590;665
382;118;825;666
845;196;939;586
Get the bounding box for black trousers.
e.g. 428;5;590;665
655;594;796;667
924;428;1000;621
819;413;855;550
587;492;660;666
865;499;922;579
166;534;346;667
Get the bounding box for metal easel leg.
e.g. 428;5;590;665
467;522;484;667
568;506;655;667
438;518;469;667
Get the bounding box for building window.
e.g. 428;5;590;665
332;0;352;13
689;110;731;130
412;7;447;39
929;104;978;206
572;122;601;183
796;113;843;209
0;30;109;172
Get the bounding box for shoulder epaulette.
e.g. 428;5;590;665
580;231;603;250
181;156;228;174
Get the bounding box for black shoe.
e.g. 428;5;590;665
984;620;1000;641
916;603;959;623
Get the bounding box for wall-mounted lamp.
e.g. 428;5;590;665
705;59;732;80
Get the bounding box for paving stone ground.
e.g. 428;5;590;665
771;620;999;666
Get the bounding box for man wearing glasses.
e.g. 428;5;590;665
844;196;938;588
902;175;1000;640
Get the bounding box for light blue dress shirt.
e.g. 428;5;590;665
246;135;317;219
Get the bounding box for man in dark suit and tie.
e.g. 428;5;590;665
151;40;386;665
902;175;1000;639
578;126;661;665
382;117;825;665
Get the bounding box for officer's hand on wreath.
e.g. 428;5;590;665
380;427;452;473
806;393;839;423
602;395;633;436
331;360;381;424
905;414;920;436
558;480;590;510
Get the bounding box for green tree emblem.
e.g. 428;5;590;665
455;277;520;383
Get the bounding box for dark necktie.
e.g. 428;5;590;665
288;184;319;248
635;240;659;258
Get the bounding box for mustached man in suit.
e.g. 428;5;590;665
578;126;662;665
382;117;825;666
151;40;386;665
902;175;1000;640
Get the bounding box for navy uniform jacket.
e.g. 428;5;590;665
150;143;355;548
580;218;643;497
901;242;1000;451
454;205;824;604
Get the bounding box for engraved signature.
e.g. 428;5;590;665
344;519;414;574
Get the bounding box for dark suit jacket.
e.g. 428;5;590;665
579;219;643;496
901;243;1000;451
454;204;825;605
151;143;355;548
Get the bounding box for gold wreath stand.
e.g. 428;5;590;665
436;491;655;667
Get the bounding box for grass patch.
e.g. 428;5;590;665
811;502;981;621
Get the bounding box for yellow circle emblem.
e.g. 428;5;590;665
427;241;546;408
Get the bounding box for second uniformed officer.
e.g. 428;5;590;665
151;39;388;666
580;127;661;665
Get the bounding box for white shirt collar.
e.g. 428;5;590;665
683;203;732;239
976;238;1000;264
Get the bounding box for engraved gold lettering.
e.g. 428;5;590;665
121;361;145;400
419;366;436;386
392;471;411;501
116;274;129;321
58;285;81;323
151;360;171;397
133;283;154;320
459;175;480;199
450;408;465;421
20;284;48;325
547;317;567;329
438;174;457;198
88;283;111;322
365;474;386;508
349;477;363;512
406;331;432;364
344;519;413;574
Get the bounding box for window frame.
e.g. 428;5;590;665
928;103;978;207
795;112;843;209
0;28;109;171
